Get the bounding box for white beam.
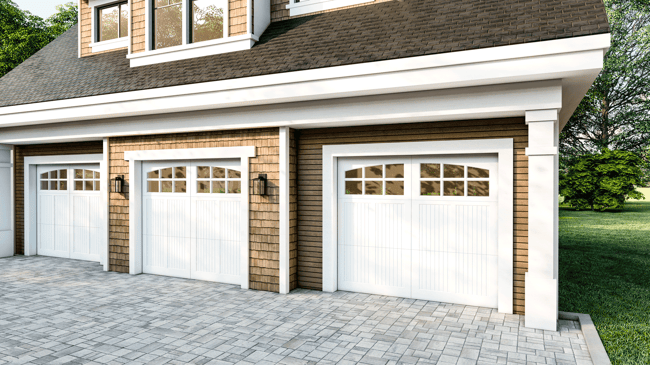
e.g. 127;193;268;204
279;127;290;294
0;144;13;257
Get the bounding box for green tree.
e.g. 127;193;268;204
0;0;77;78
560;149;646;211
560;0;650;166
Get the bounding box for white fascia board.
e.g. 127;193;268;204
0;80;562;144
0;33;609;128
286;0;373;17
123;146;256;161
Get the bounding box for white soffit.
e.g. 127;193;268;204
0;33;609;128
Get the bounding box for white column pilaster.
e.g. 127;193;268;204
525;109;560;330
0;144;14;257
279;127;290;294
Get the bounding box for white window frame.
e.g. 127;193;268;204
124;146;255;289
23;154;109;269
322;138;514;314
89;0;130;53
286;0;374;17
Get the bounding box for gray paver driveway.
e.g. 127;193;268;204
0;256;593;365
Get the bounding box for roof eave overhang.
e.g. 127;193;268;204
0;33;610;130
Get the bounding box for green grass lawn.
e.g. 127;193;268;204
559;198;650;365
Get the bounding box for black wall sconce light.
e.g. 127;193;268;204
113;175;125;193
252;174;267;196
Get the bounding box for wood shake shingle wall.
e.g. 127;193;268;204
108;129;280;291
13;142;104;254
296;118;529;314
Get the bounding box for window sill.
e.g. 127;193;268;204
90;37;128;53
286;0;374;17
127;34;259;67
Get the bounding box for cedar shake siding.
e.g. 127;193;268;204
13;141;105;255
108;128;280;291
295;118;529;314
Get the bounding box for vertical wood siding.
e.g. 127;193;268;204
108;128;280;291
13;142;104;255
296;118;529;314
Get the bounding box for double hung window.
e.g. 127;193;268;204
97;2;129;42
153;0;227;50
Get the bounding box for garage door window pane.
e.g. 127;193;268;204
41;181;48;190
94;171;100;179
345;168;362;179
365;181;382;195
60;170;67;179
198;181;210;193
385;181;404;195
174;181;187;193
161;181;173;192
468;181;489;196
148;181;159;192
468;166;489;178
385;164;404;178
50;171;58;179
212;181;225;193
161;168;173;179
212;167;225;178
420;181;440;196
227;169;241;179
444;164;464;178
148;170;160;179
84;181;93;191
228;181;241;194
50;181;58;190
75;181;83;191
94;181;101;191
444;181;464;196
75;169;84;179
175;167;186;178
197;166;209;179
60;181;68;190
421;164;440;178
345;181;362;195
365;165;383;179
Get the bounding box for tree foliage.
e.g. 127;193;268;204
560;0;650;166
560;149;646;211
0;0;77;78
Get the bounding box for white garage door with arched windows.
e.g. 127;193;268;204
36;164;103;262
337;155;499;307
142;160;242;284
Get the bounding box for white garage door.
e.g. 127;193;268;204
37;164;102;262
142;160;242;284
338;155;498;307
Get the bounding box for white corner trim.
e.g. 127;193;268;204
102;138;110;271
0;33;609;128
286;0;373;16
123;146;256;161
526;109;559;123
23;154;107;259
127;34;257;67
90;37;128;53
279;127;290;294
124;146;255;289
322;138;514;314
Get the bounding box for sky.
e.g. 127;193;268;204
14;0;67;19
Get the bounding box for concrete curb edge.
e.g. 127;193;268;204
558;311;611;365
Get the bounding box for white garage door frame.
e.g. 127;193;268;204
124;146;255;289
322;138;514;314
23;154;109;269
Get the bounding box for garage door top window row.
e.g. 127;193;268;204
344;163;489;197
147;165;241;194
40;169;100;191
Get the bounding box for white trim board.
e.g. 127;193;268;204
0;80;562;144
124;146;255;289
279;127;290;294
0;144;13;258
322;139;514;314
23;154;108;267
0;34;609;129
286;0;373;17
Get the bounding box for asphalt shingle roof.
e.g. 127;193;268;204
0;0;609;108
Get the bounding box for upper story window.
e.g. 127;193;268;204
98;2;129;42
286;0;375;17
153;0;226;50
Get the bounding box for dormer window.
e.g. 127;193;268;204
127;0;270;67
286;0;375;17
89;0;129;53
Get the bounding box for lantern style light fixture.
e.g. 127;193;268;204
113;175;125;193
252;174;267;196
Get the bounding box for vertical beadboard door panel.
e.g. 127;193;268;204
190;160;242;284
70;164;102;262
337;157;412;298
142;161;192;279
36;164;70;259
411;156;498;307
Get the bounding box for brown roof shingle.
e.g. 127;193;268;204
0;0;609;108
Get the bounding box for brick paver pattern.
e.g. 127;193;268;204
0;256;593;365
